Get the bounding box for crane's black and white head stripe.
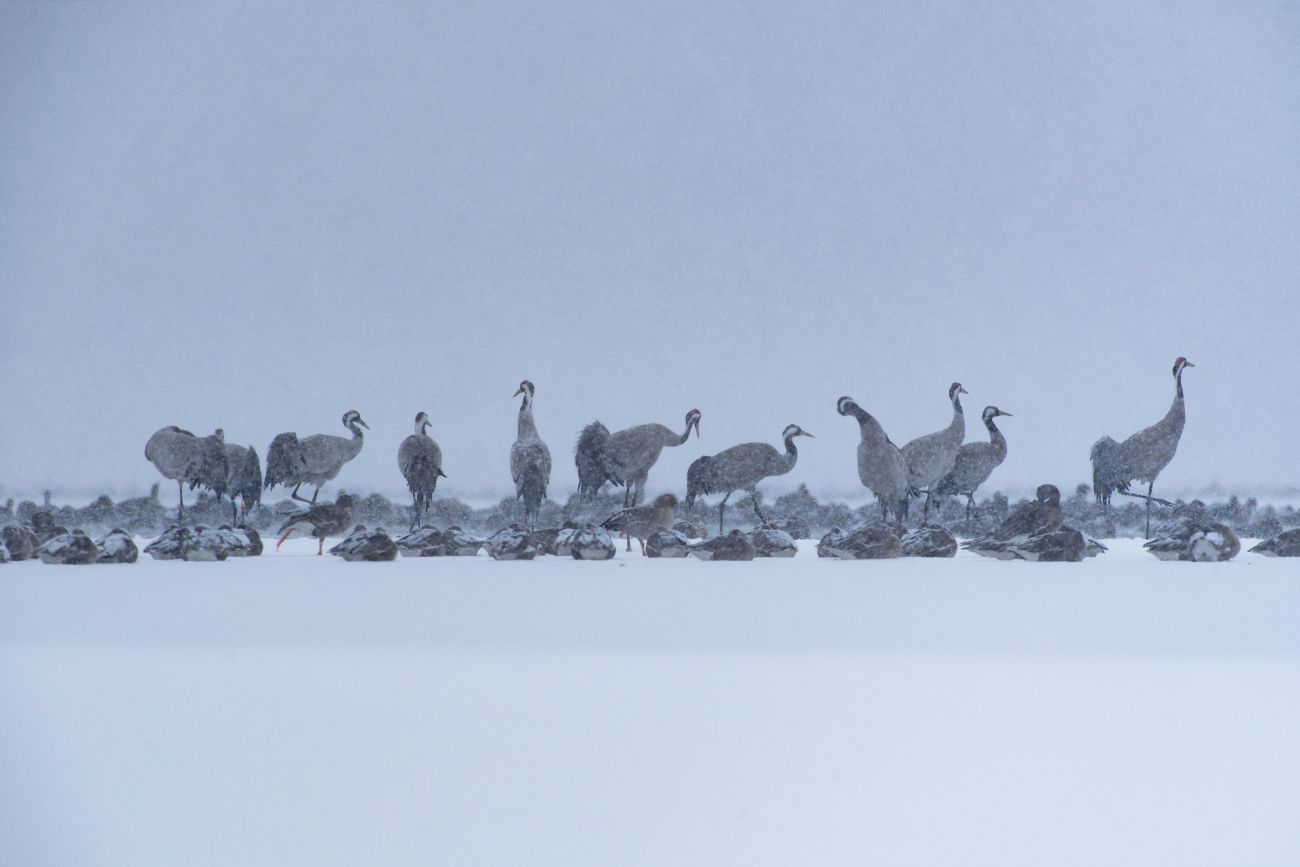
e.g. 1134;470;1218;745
782;424;814;440
414;411;431;435
948;382;969;401
342;410;369;430
686;409;702;436
836;396;858;417
513;380;535;399
1173;357;1195;377
981;406;1012;422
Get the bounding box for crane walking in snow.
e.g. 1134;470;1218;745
1090;357;1194;537
575;409;701;505
685;424;813;535
264;410;368;505
931;406;1011;521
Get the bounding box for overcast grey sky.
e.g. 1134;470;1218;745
2;1;1298;505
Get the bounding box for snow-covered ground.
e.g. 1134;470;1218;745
3;539;1300;866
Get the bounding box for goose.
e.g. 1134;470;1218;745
645;529;691;558
963;484;1063;559
750;524;798;558
2;525;37;561
275;494;356;555
602;493;679;554
34;530;99;565
486;523;538;560
1251;529;1300;558
899;524;957;558
1144;509;1240;562
264;411;368;505
94;528;139;564
688;529;756;561
569;525;617;560
817;525;901;560
396;525;447;557
330;525;399;561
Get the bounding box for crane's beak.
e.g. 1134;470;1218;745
959;386;969;395
1184;360;1196;368
999;410;1013;417
801;431;815;438
513;387;523;397
695;421;701;437
358;419;370;430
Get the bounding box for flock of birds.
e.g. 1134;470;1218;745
7;355;1296;565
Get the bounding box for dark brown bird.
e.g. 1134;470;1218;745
963;484;1063;559
688;528;756;561
275;494;355;555
601;493;678;554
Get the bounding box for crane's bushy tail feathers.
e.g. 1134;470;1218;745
264;433;305;491
1089;435;1130;505
575;421;623;500
685;455;717;509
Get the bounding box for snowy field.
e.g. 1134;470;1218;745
4;539;1300;866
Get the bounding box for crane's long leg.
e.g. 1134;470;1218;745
752;490;767;525
965;494;974;523
291;484;312;505
1146;481;1154;538
718;492;731;535
177;480;185;524
311;486;320;505
231;497;238;526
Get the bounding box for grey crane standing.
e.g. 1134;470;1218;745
901;382;968;521
144;426;228;522
264;410;368;505
511;380;552;530
398;411;446;529
684;424;813;535
1091;357;1194;537
217;430;262;526
837;396;910;522
931;406;1012;521
575;410;702;506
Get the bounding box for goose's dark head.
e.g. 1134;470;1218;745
334;494;356;509
1035;484;1061;506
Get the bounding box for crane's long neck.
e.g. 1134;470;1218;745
347;420;365;442
781;434;801;473
671;422;693;446
985;416;1007;462
947;393;965;440
848;406;890;448
1166;369;1187;429
518;395;539;441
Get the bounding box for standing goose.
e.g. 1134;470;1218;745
1091;357;1194;537
576;410;702;505
264;410;368;505
837;396;910;522
511;381;552;530
398;411;446;529
901;382;968;521
684;424;813;535
275;494;356;555
931;406;1012;520
601;493;679;554
144;426;229;522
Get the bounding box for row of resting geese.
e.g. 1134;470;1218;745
125;356;1286;562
